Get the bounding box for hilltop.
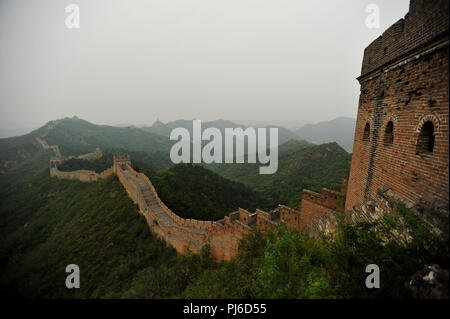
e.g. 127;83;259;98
0;116;175;171
142;117;356;153
40;117;173;156
1;116;352;210
0;116;356;173
142;118;303;150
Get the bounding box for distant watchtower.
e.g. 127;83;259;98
345;0;449;211
113;154;131;173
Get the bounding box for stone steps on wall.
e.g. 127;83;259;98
121;168;205;234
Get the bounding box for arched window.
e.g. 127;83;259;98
416;121;435;154
363;123;370;142
383;121;394;145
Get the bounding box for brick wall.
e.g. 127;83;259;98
114;160;257;260
346;0;449;211
361;0;449;77
50;167;99;182
299;192;338;231
278;205;302;230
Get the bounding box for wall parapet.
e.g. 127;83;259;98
360;0;449;78
301;188;345;212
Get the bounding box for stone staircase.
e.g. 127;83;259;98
121;167;205;234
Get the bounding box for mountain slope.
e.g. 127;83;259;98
0;116;176;172
43;117;174;156
147;164;269;220
0;126;48;171
295;117;356;153
205;140;351;207
143;119;239;137
1;167;445;299
0;171;216;298
142;119;302;148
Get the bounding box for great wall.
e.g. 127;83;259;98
45;142;348;260
40;0;448;261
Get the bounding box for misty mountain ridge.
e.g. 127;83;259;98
205;141;351;207
0;116;175;170
295;117;356;152
0;115;355;171
143;116;356;152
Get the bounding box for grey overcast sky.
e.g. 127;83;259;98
0;0;410;136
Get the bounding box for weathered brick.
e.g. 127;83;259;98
346;0;449;211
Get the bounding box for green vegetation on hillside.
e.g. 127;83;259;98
0;130;43;169
0;167;447;298
183;207;449;299
44;118;173;156
205;141;351;207
0;149;53;192
0;117;175;173
142;119;304;147
0;172;213;298
147;164;269;220
59;158;270;221
1;117;446;299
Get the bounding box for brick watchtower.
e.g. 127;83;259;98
345;0;449;211
113;154;131;174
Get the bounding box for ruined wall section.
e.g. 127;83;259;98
291;179;348;232
278;205;301;230
305;186;417;237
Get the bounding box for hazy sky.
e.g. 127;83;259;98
0;0;410;136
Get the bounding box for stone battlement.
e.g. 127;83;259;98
360;0;449;78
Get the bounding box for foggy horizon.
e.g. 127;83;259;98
0;0;410;137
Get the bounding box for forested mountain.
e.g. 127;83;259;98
143;119;238;137
0;171;208;298
0;117;175;174
205;140;351;207
1;169;446;298
57;159;269;220
0;116;447;299
142;119;303;150
147;164;269;220
0;116;356;174
42;117;174;156
142;117;357;153
0;126;46;171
